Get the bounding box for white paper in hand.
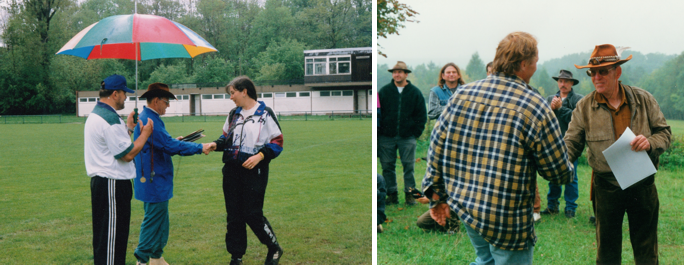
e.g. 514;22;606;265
602;127;657;190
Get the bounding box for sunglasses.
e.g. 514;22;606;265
586;67;615;77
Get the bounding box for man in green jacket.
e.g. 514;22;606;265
378;61;427;206
566;44;671;264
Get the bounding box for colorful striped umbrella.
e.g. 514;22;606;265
57;14;217;60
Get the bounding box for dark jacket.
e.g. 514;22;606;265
546;89;584;136
378;80;427;138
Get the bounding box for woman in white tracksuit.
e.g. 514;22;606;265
214;76;284;265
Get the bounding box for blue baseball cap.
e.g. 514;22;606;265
102;74;135;93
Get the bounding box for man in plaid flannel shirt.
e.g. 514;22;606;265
422;32;574;264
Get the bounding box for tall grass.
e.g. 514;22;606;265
0;120;371;264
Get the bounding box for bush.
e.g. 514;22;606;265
659;134;684;171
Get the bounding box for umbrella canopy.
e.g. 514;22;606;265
57;14;217;60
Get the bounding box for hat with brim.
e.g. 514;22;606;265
575;44;632;69
102;74;135;93
552;69;579;86
140;82;176;100
387;61;412;73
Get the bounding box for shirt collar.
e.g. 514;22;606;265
594;82;627;110
96;101;117;114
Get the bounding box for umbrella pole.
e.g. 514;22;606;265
133;0;138;123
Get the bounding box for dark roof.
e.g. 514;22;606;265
304;47;371;57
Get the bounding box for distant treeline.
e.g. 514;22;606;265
378;50;684;120
0;0;371;115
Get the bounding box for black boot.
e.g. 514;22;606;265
264;245;283;265
386;192;398;205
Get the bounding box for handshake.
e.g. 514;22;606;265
175;135;216;155
201;142;216;155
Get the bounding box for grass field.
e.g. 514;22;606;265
0;120;371;264
377;119;684;264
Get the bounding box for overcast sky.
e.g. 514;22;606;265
378;0;684;68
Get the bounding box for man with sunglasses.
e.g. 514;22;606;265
132;83;216;265
565;44;671;264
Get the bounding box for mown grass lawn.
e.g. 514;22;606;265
377;120;684;264
0;120;372;264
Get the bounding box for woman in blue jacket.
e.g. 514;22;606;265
214;76;284;265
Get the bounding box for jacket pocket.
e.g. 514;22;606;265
586;131;612;142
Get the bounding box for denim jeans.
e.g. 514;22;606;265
378;135;416;194
462;221;534;265
377;174;386;225
547;160;579;211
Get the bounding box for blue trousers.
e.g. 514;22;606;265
377;174;386;225
134;201;169;263
463;221;534;265
547;160;579;211
378;135;416;194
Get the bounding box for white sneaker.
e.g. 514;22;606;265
533;212;541;222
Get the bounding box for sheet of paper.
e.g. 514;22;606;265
602;127;657;190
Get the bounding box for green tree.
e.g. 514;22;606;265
254;39;305;81
377;0;418;57
193;56;235;84
465;52;486;82
142;62;194;90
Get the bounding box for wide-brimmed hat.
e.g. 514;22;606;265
102;74;135;93
387;61;412;73
575;44;632;69
140;82;176;100
552;69;579;86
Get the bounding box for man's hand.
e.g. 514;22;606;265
416;196;429;204
430;203;451;227
139;118;153;137
242;153;264;170
551;97;562;110
127;111;136;131
630;135;651;152
202;142;216;155
176;136;184;140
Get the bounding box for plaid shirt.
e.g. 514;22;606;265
422;72;573;250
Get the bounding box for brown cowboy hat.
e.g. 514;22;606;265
140;82;176;100
552;69;579;86
575;44;632;69
387;61;412;73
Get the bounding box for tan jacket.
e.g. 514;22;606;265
564;83;671;174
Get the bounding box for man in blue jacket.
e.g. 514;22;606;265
132;83;216;265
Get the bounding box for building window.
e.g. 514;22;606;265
329;57;337;74
286;92;297;98
314;58;326;75
88;98;96;102
306;59;313;75
299;92;310;97
182;95;189;100
320;91;330;97
202;94;212;100
262;93;273;98
342;90;353;96
129;96;136;101
331;91;342;96
337;57;350;74
80;98;87;102
214;94;224;99
275;92;286;98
